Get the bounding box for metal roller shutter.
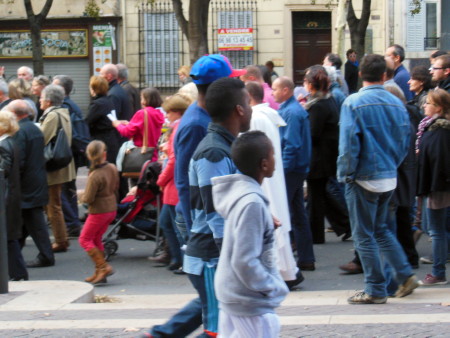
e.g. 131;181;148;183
1;59;90;115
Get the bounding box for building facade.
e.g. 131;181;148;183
0;0;446;111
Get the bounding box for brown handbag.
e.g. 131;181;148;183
122;108;155;178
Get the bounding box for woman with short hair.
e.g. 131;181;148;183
408;65;433;115
39;84;76;253
31;75;50;121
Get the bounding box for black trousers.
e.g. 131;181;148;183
22;206;55;264
8;240;28;280
307;177;351;244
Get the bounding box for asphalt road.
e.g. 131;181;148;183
22;224;437;297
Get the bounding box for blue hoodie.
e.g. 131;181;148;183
212;174;289;316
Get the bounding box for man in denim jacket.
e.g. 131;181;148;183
337;54;418;304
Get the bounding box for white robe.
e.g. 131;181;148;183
250;103;298;281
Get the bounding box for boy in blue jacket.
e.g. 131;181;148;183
212;131;289;337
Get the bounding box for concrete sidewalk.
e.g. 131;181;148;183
1;280;449;337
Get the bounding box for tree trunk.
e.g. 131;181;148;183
24;0;54;76
347;0;371;60
173;0;211;65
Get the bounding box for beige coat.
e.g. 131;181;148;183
40;106;76;186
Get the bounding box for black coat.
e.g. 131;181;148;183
108;79;133;121
13;118;48;208
345;60;359;94
306;96;339;179
0;136;22;240
120;80;141;114
393;121;417;207
416;118;450;196
85;95;120;164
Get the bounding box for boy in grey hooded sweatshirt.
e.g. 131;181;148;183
212;131;289;338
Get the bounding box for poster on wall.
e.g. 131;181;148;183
0;30;88;58
92;25;115;75
218;28;253;51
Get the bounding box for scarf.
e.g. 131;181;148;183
304;91;331;110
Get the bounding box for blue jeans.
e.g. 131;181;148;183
345;183;412;298
428;207;448;279
150;297;203;337
159;204;182;265
285;171;315;265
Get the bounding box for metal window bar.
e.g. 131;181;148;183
211;0;258;69
424;37;439;50
138;1;185;93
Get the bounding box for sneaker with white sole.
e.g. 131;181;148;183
419;274;447;286
395;275;419;297
347;291;387;304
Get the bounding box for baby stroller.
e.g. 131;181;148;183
102;160;162;260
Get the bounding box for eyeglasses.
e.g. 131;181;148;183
429;67;444;71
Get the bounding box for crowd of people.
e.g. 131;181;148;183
0;45;448;337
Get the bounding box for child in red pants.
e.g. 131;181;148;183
79;140;119;284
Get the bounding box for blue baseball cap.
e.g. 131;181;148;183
190;54;246;85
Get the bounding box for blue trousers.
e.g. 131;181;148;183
150;298;203;337
345;183;412;298
159;204;182;265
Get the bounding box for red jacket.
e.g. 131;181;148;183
116;106;164;162
156;121;180;206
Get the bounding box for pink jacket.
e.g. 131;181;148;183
156;121;180;206
116;107;164;162
263;82;279;110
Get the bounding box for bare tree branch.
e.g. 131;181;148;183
172;0;188;38
24;0;35;22
358;0;371;33
38;0;54;23
346;0;358;28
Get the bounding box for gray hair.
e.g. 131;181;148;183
42;84;65;106
323;65;337;82
116;63;129;80
0;80;8;95
53;75;73;95
18;66;34;77
390;44;405;62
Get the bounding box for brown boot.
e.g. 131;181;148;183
87;248;114;284
85;250;106;282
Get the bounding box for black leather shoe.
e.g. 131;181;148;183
26;258;55;268
167;262;182;271
173;267;186;275
285;271;305;290
298;262;316;271
10;276;29;281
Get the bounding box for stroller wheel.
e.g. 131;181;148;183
104;241;118;261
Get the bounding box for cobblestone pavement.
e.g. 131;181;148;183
1;287;449;337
